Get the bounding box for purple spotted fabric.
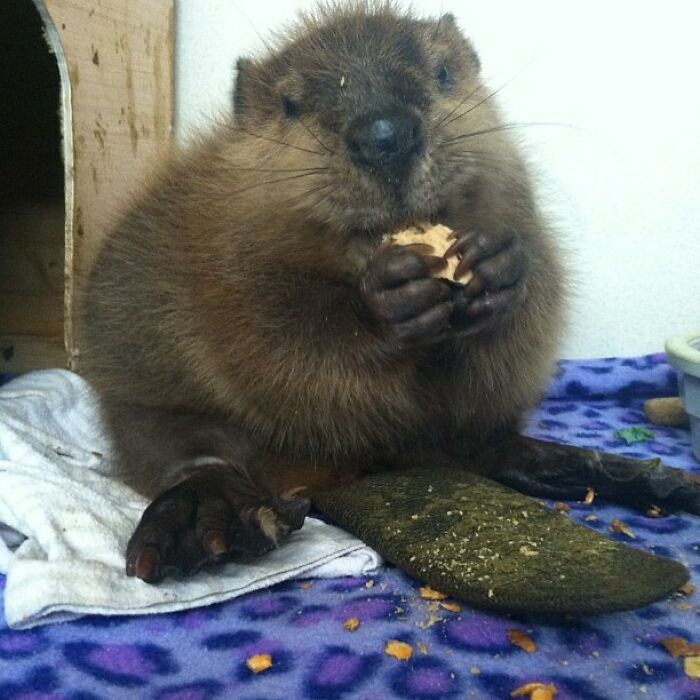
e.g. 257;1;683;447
1;354;700;699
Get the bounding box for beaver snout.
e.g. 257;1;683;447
346;109;424;174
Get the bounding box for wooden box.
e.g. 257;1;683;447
0;0;174;373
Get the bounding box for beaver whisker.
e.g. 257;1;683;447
233;166;330;174
444;148;520;166
281;181;334;209
431;83;484;130
298;117;336;155
232;125;327;157
439;121;574;146
199;171;329;201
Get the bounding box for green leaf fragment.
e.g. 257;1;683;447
614;426;655;445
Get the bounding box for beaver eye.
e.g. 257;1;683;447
435;64;453;90
282;97;300;119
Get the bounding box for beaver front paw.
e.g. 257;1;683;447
360;242;454;349
126;466;310;582
446;227;528;335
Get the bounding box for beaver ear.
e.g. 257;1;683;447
435;13;481;74
233;57;252;118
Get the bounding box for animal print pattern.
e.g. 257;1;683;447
1;354;699;699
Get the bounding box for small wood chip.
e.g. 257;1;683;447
660;637;688;657
659;637;700;657
680;583;696;596
343;618;360;631
439;601;462;613
511;682;558;698
419;586;447;600
684;656;700;679
583;488;595;505
385;640;413;661
246;654;272;674
531;689;556;700
610;518;636;538
507;629;537;653
553;502;571;513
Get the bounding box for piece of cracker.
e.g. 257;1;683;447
386;224;473;284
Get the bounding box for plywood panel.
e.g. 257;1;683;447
35;0;174;368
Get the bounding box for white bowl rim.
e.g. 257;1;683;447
665;330;700;365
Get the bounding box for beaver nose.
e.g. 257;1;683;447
369;119;399;156
346;111;424;172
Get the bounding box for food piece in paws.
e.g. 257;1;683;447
385;224;474;284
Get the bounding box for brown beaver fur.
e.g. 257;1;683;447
81;2;571;581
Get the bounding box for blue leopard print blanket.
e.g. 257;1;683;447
1;354;699;699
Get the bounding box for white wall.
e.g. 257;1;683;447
175;0;700;360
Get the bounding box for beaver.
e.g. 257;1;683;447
80;2;700;582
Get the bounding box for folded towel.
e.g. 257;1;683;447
0;370;382;630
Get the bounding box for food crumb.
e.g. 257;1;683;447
684;655;700;679
246;654;272;674
418;643;428;654
583;488;595;505
680;583;696;596
507;629;537;653
610;518;635;538
511;682;558;698
385;640;413;661
519;546;539;557
646;505;663;518
365;579;374;588
584;514;598;522
469;666;481;675
553;502;570;513
439;601;462;613
343;618;360;631
419;586;447;600
299;581;312;590
659;637;700;658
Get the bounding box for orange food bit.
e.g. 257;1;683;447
343;618;360;631
439;601;462;613
419;586;447;600
385;640;413;661
511;682;558;698
507;629;537;653
610;518;635;538
531;689;556;700
659;637;700;657
246;654;272;674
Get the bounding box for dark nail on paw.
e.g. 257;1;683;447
135;545;161;581
204;530;228;556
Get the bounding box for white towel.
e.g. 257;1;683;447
0;370;382;630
